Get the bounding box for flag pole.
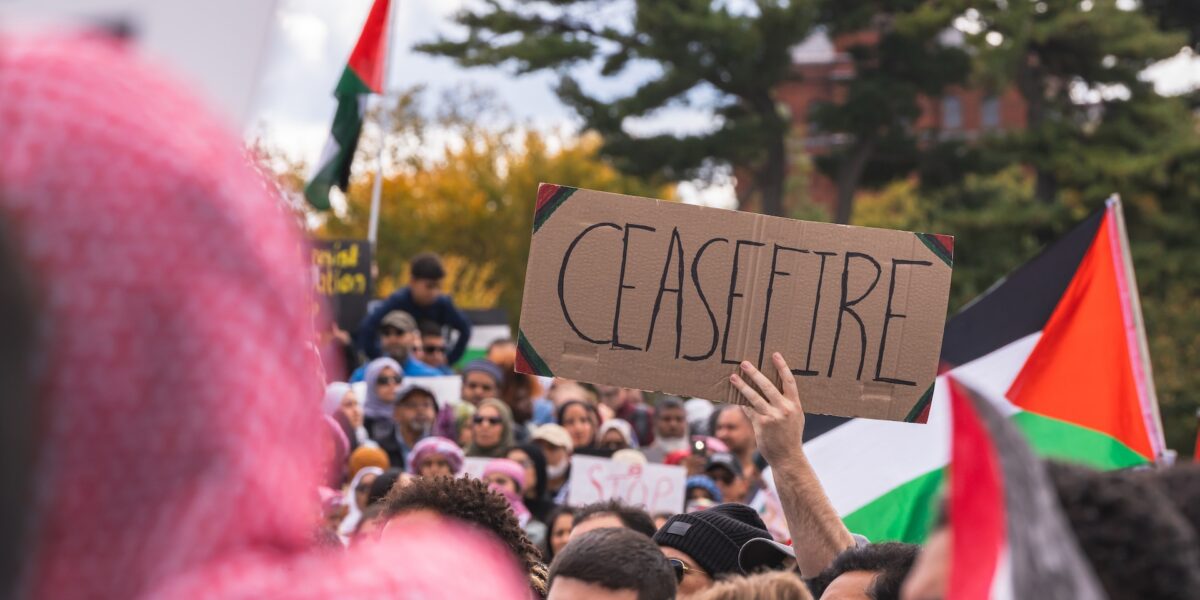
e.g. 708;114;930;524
367;0;398;247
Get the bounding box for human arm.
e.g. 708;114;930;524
730;352;855;577
442;297;472;365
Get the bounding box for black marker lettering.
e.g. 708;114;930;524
795;251;837;377
827;252;881;380
558;222;621;344
646;227;686;358
720;240;766;365
758;244;808;368
873;259;932;386
612;223;657;350
683;237;728;361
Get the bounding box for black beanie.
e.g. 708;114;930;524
653;503;771;578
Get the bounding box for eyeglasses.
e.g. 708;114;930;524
376;375;403;385
380;327;405;337
667;558;708;583
422;345;446;354
473;416;502;426
707;470;735;485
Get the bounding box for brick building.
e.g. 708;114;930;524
764;30;1027;213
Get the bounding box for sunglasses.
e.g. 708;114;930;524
708;470;735;485
380;327;406;337
668;558;708;583
376;375;402;385
422;345;446;354
473;416;503;426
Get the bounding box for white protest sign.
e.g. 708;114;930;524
567;455;686;514
462;456;494;480
410;375;463;408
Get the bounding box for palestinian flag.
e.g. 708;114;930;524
303;0;391;211
945;376;1104;600
800;197;1165;543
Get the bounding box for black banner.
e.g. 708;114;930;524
312;239;372;332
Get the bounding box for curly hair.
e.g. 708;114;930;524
805;542;918;600
384;475;548;595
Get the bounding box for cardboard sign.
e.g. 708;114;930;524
312;239;372;333
516;185;954;423
567;455;686;514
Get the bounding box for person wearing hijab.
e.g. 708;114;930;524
598;418;637;452
362;356;404;442
348;445;390;480
338;466;385;541
507;444;553;523
467;398;516;458
406;436;465;478
325;381;369;448
322;414;352;488
0;33;526;599
483;459;545;547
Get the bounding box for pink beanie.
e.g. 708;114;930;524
406;436;465;475
482;458;527;493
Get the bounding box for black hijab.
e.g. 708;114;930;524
512;443;553;522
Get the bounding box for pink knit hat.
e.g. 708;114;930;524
482;458;527;493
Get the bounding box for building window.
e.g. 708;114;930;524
982;95;1001;130
942;96;962;130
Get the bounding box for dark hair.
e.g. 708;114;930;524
806;542;918;600
574;499;657;538
557;400;601;443
543;505;577;562
510;444;550;515
549;527;676;600
417;319;443;338
656;396;685;415
384;475;548;594
1046;461;1200;600
708;404;746;437
409;252;445;280
1145;464;1200;535
367;469;403;507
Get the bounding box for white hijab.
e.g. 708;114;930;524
337;466;384;540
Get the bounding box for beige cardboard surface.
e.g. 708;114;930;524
516;184;954;423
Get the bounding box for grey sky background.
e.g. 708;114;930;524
249;0;1200;208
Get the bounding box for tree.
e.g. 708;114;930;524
417;0;817;216
966;0;1186;203
812;0;972;223
299;88;674;327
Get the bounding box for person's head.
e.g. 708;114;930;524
408;252;445;307
378;310;417;360
549;527;677;600
405;436;464;478
533;424;574;479
686;475;723;503
596;385;624;410
695;571;812;600
393;385;437;438
322;382;361;426
461;359;503;406
549;380;596;408
546;506;577;562
599;418;636;452
1042;461;1200;600
350;466;384;511
656;397;689;440
711;406;755;457
415;320;447;368
559;400;599;449
367;469;405;507
507;444;548;502
384;475;547;594
471;398;514;452
348;444;390;480
483;458;527;497
705;453;747;505
571;499;658;541
363;357;404;416
654;503;775;596
808;542;918;600
502;372;541;424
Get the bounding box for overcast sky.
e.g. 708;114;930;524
249;0;1200;208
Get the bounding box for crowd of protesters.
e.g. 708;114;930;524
7;31;1200;600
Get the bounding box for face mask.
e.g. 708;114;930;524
546;459;569;479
